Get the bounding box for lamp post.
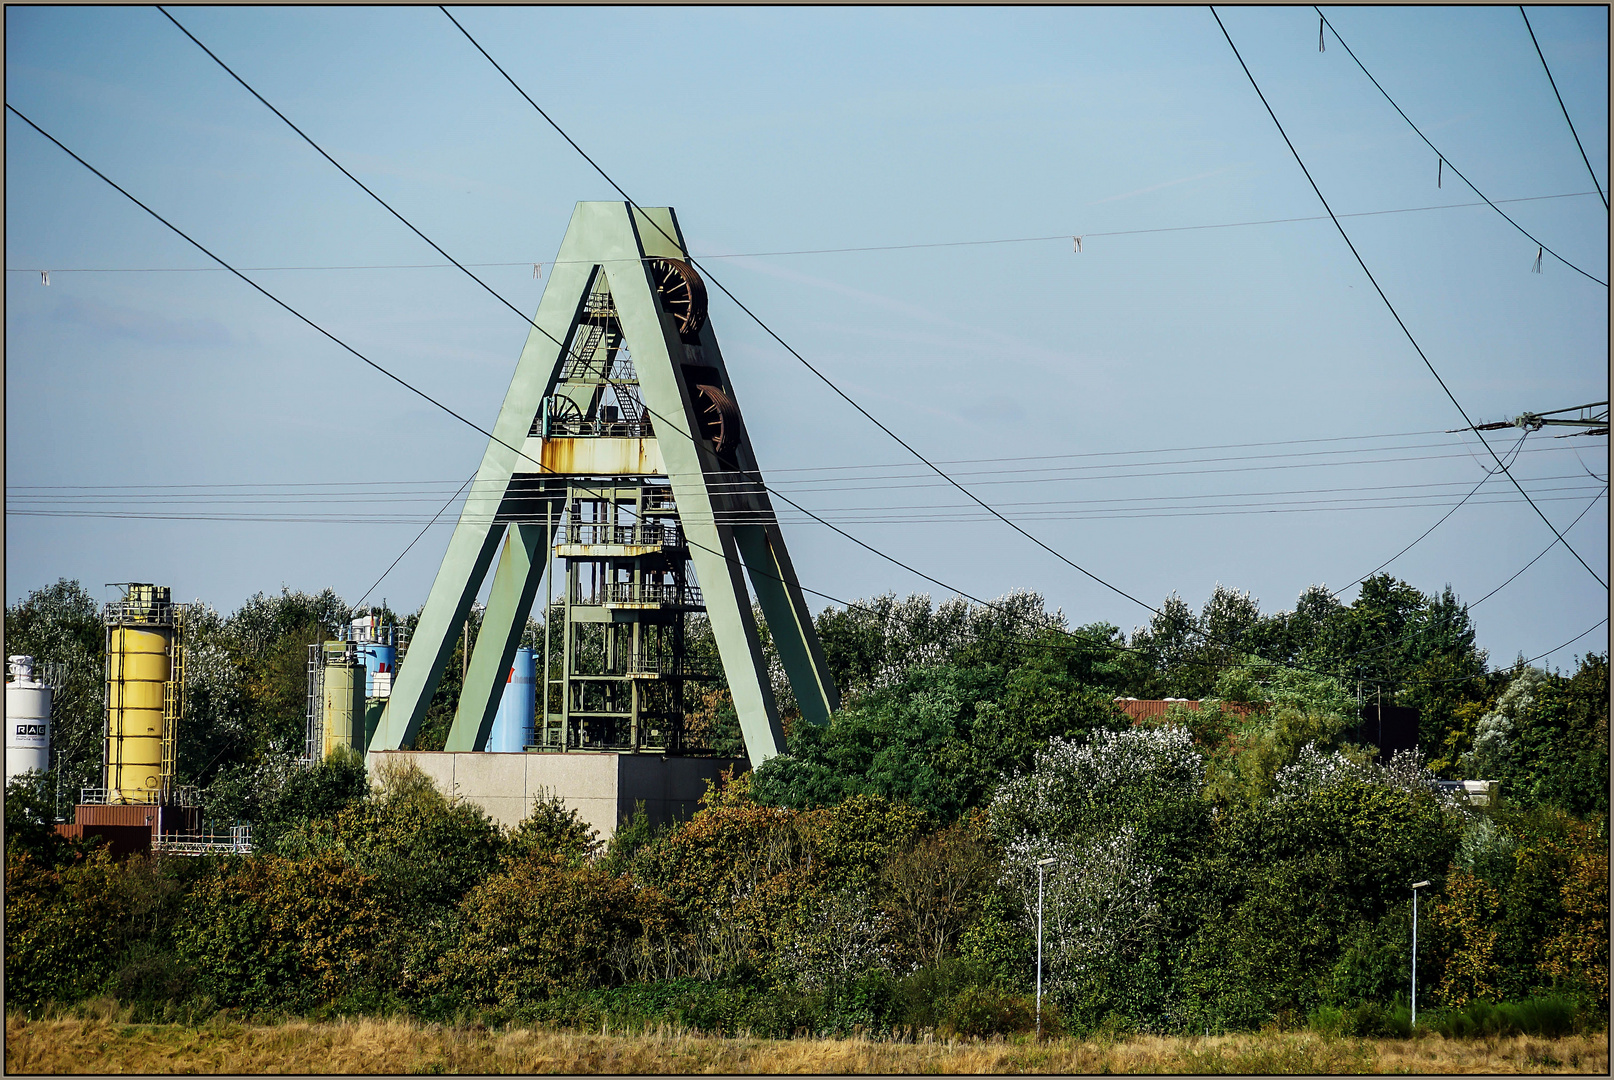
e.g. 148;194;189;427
1410;879;1431;1026
1036;856;1057;1038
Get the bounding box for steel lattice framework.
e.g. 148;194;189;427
370;202;837;765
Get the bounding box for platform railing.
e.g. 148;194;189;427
79;785;201;807
566;522;684;548
153;824;252;856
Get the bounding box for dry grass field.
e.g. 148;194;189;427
6;1008;1608;1075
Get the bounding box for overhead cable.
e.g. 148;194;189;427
1315;5;1607;285
440;4;1180;619
1343;432;1529;590
1467;486;1608;608
154;10;1603;684
3;104;564;494
1211;8;1608;590
5;190;1600;274
348;471;476;613
1518;6;1608;211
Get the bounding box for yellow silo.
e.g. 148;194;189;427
321;644;365;758
104;584;184;804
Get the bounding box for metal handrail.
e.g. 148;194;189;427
607;581;702;606
78;785;201;807
544;416;653;439
625;654;711;676
103;600;182;626
572;582;703;607
153;824;252;856
565;522;684;547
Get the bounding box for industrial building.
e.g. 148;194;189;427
49;584;248;856
366;203;837;837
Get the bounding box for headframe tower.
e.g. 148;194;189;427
370;202;837;765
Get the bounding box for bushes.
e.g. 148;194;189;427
433;855;670;1009
1423;995;1587;1039
5;849;136;1009
1309;1001;1412;1039
174;854;383;1014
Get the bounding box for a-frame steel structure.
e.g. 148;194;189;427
369;202;837;766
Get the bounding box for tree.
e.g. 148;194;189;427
879;813;998;967
277;759;506;922
507;790;600;869
4;579;106;800
5;848;134;1008
989;726;1209;1030
434;856;670;1008
1180;769;1459;1029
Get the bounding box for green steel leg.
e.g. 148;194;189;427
684;522;787;763
367;209;598;758
376;203;834;770
735;522;840;728
370;522;505;753
446;519;556;751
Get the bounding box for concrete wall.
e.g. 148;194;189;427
369;751;745;840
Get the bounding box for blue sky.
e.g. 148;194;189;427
6;5;1607;669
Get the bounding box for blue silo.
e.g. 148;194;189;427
488;647;537;752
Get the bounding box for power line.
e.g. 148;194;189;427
1212;8;1608;591
165;3;1181;649
150;10;1603;689
12;51;1586;704
349;471;476;613
1518;6;1608;211
1343;432;1529;590
3;103;564;494
10;487;1599;526
6;190;1600;275
8;447;1596;505
0;427;1462;486
1314;5;1607;287
440;4;1195;621
10;471;1595;507
1524;616;1609;668
1468;486;1608;608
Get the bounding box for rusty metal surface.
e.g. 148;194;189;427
533;436;665;476
73;803;160;828
647;257;708;339
693;385;739;451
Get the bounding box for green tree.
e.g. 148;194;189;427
4;848;134;1008
277;759;506;921
1180;773;1459;1029
4;579;106;799
434;855;670;1009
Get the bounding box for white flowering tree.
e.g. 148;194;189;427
989;726;1205;1027
1461;666;1548;780
1274;741;1460;810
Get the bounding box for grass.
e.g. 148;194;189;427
6;1007;1609;1074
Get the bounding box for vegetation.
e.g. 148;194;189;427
7;1011;1608;1075
4;576;1606;1049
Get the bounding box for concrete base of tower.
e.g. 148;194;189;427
368;750;747;841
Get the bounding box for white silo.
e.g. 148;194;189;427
6;655;52;784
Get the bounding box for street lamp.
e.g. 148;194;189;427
1036;856;1057;1038
1410;880;1431;1027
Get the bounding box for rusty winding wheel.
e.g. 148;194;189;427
693;384;740;452
647;257;708;340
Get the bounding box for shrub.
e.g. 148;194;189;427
4;849;134;1008
1424;994;1584;1039
174;853;384;1014
939;984;1038;1039
433;856;670;1009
